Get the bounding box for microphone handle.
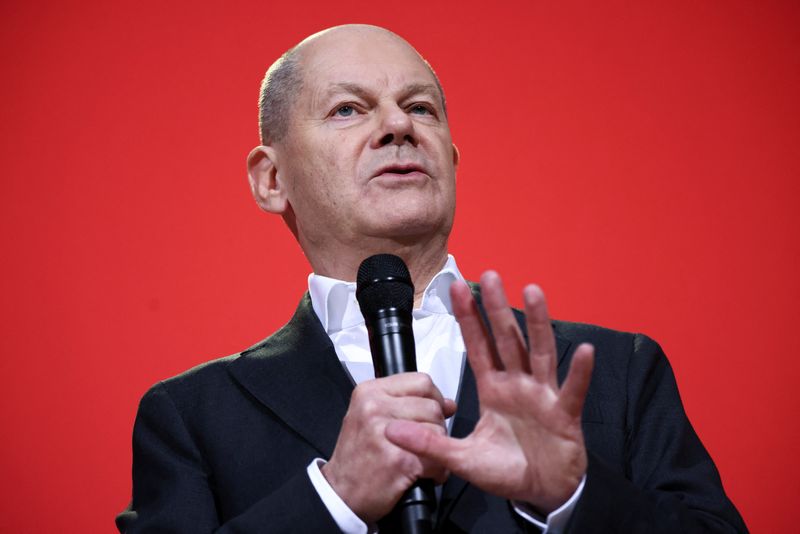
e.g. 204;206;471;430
368;310;435;534
398;481;436;534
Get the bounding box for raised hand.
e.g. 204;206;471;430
385;271;594;513
321;372;457;523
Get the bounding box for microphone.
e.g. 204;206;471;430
356;254;435;534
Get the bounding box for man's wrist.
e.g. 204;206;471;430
512;475;586;533
307;458;370;534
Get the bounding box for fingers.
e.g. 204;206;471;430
327;375;454;520
523;284;558;387
558;343;594;418
385;419;467;475
454;272;555;380
370;372;447;408
353;374;454;425
452;274;531;376
480;271;530;373
407;422;452;483
442;398;457;418
451;280;495;376
387;397;448;425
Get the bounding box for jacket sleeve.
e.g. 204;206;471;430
115;382;342;534
567;333;748;533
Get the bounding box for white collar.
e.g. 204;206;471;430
308;254;464;334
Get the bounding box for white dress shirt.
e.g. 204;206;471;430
304;255;582;533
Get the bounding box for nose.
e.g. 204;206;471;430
372;103;418;148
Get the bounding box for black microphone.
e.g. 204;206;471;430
356;254;435;534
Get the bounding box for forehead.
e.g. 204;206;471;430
298;30;439;100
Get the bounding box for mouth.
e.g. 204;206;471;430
373;163;427;178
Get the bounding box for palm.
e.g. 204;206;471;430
385;272;593;513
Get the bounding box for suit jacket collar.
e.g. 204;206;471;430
228;293;354;458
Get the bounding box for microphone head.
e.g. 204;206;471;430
356;254;414;317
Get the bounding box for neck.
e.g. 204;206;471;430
304;235;449;308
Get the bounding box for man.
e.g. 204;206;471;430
117;25;746;533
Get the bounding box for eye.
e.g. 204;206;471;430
409;104;433;115
334;105;356;117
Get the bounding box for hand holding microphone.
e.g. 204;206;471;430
320;254;453;530
356;254;438;534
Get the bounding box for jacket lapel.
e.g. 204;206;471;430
436;361;479;527
227;293;354;458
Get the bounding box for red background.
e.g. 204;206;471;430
1;1;798;531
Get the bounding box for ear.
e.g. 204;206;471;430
247;145;288;214
451;143;460;169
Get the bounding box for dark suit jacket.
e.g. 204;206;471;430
117;289;747;533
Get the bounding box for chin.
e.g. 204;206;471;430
359;195;454;238
368;214;452;240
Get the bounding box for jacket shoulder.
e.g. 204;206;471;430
551;319;638;347
552;318;665;354
153;301;308;394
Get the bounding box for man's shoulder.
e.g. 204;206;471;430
551;319;637;347
137;351;267;429
550;319;663;354
154;294;317;392
476;284;656;356
145;320;300;405
158;352;240;390
136;352;243;415
506;303;643;349
547;318;669;389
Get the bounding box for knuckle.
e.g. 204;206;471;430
360;397;380;417
412;372;434;389
351;383;368;401
423;399;443;421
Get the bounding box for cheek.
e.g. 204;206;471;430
284;131;365;205
290;152;350;213
310;133;353;171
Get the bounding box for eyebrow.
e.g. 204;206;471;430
325;83;371;100
325;82;441;102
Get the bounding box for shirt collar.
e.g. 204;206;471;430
308;254;464;334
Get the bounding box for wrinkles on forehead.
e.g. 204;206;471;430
291;27;447;120
325;82;440;101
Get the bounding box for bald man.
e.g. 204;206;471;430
117;25;746;533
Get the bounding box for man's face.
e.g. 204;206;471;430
273;28;458;252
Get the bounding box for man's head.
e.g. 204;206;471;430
247;25;459;278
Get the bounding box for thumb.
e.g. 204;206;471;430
385;420;465;470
